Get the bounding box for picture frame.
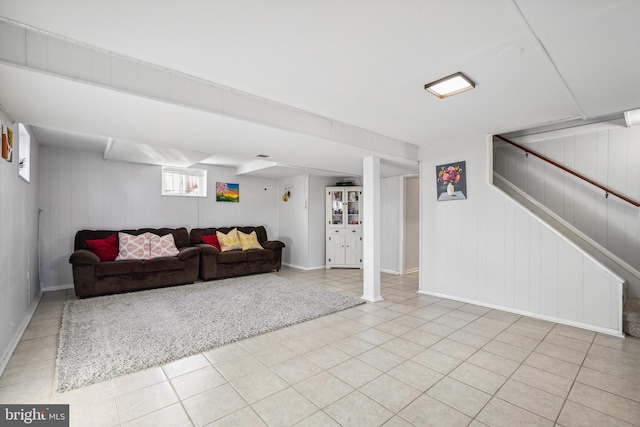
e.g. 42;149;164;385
436;161;467;201
216;182;239;202
1;125;8;160
6;127;13;162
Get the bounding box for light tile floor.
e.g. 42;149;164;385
1;267;640;426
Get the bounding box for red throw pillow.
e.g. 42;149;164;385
201;234;221;251
86;234;119;262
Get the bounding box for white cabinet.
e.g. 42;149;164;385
327;229;363;266
326;187;363;268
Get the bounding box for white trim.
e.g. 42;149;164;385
0;292;42;378
617;281;626;335
508;119;626;144
398;176;406;275
418;290;624;338
381;269;401;275
402;174;420;274
362;156;382;302
41;284;74;292
281;262;326;271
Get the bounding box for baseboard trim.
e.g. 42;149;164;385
0;291;43;379
418;290;623;337
381;269;401;275
281;263;326;271
41;284;74;292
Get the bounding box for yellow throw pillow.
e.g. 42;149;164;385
238;230;264;251
216;228;242;252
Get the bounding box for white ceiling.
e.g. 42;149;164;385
0;0;639;178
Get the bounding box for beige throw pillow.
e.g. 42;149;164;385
216;228;242;252
238;230;263;250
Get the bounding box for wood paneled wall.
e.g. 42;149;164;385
0;122;40;372
494;125;640;275
421;135;623;336
38;146;279;289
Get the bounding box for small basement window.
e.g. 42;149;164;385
161;166;207;197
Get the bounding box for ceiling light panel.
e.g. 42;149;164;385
424;72;475;99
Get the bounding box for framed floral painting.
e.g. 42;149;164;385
1;125;11;161
436;161;466;201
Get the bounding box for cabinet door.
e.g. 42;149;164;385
346;189;362;227
327;189;345;228
344;232;363;265
326;233;345;265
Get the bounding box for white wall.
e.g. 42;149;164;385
278;175;309;269
404;176;420;272
278;175;343;270
38;146;279;289
381;176;402;274
0;120;40;372
379;175;420;275
308;176;340;269
420;135;624;336
494;124;640;279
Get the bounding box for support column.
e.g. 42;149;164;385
362;156;383;302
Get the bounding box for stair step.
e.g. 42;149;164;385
623;297;640;337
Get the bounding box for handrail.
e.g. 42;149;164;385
494;135;640;208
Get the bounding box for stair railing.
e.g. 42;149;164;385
494;135;640;208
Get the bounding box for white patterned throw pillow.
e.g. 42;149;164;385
149;233;180;258
115;232;152;260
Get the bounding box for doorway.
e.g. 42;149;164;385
403;176;419;273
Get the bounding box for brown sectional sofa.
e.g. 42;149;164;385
69;227;200;298
190;226;285;280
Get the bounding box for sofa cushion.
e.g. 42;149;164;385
150;233;179;258
95;260;145;277
86;233;118;262
217;228;242;252
245;249;274;261
144;256;184;273
156;227;190;249
238;226;268;243
200;234;221;251
238;230;263;250
217;251;248;264
116;232;152;260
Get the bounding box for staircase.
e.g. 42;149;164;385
494;173;640;337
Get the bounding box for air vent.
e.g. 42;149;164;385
256;154;270;158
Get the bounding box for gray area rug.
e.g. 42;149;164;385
56;275;364;392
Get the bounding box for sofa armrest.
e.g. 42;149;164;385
69;249;100;265
177;246;200;261
262;240;285;250
196;243;221;256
